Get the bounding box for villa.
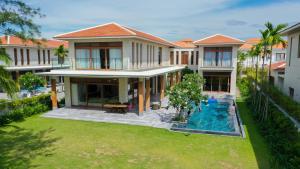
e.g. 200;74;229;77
280;22;300;102
0;36;68;84
40;22;244;113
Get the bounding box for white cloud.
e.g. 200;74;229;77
26;0;300;41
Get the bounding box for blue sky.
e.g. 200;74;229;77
27;0;300;41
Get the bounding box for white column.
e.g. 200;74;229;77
230;46;238;97
119;77;129;103
198;46;204;74
188;51;192;65
179;50;182;65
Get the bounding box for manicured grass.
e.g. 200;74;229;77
0;99;272;169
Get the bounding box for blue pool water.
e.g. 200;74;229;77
186;101;235;132
172;100;238;134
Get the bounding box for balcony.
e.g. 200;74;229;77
75;57;122;70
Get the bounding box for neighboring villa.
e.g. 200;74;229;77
0;35;68;84
240;38;286;68
40;22;244;113
280;23;300;102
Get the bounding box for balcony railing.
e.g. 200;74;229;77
75;57;122;70
203;59;232;67
3;57;71;68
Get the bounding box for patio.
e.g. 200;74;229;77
42;102;176;129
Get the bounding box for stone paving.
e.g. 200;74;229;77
42;106;176;129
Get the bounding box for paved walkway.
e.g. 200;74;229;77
42;107;176;129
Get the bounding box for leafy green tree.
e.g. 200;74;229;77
54;45;68;66
237;50;247;78
264;22;287;82
19;72;46;92
0;0;44;97
167;73;205;121
181;66;194;77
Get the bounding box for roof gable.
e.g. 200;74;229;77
54;22;174;46
194;34;244;45
173;38;195;48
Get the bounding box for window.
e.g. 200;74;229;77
176;51;179;64
20;49;24;65
181;51;188;65
158;47;162;65
298;35;300;58
140;44;142;66
191;51;194;65
26;49;30;65
276;53;286;61
14;48;18;65
38;49;41;64
204;47;232;67
43;50;46;64
76;49;90;69
289;37;293;66
136;43;139;67
149;46;152;66
109;48;122;70
170;51;174;65
132;42;135;68
147;45;149;66
196;51;199;65
289;87;294;99
47;50;50;64
152;46;155;66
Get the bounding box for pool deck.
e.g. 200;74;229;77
42;107;177;129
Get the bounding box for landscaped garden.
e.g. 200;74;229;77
0;97;273;169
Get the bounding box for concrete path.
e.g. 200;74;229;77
42;107;176;129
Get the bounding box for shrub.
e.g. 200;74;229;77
0;94;51;126
238;78;300;168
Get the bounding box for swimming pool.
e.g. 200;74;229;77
171;99;243;136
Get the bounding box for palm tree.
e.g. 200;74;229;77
259;29;271;84
251;43;263;90
0;47;18;97
54;45;68;66
264;22;287;83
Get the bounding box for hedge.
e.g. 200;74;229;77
238;78;300;169
0;94;52;126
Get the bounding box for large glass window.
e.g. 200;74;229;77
204;47;232;67
109;48;122;70
76;49;90;69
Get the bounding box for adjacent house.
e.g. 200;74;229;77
0;35;68;84
269;61;286;91
240;38;286;68
40;23;243;113
281;23;300;102
172;34;244;96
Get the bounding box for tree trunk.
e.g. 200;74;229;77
268;46;273;85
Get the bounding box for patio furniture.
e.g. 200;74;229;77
152;102;161;110
103;104;128;113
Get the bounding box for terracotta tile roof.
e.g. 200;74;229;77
54;22;174;46
270;61;286;70
240;38;286;50
193;34;244;45
0;35;68;48
173;38;196;48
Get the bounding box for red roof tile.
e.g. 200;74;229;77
173;38;196;48
0;35;68;48
270;61;286;70
54;23;174;46
240;38;286;50
194;34;244;45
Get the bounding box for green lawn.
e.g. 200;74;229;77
0;99;272;169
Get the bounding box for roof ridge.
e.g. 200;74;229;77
54;22;118;38
113;23;137;36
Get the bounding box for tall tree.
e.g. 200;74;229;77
54;45;68;66
0;0;43;97
259;29;271;84
264;22;287;83
251;43;263;91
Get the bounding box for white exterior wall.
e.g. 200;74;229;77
1;46;58;68
118;77;128;103
284;31;300;102
64;76;71;107
172;48;198;72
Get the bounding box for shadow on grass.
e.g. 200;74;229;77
0;125;60;168
237;99;272;169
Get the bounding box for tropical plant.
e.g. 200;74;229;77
18;72;46;92
167;73;205;121
264;22;287;82
181;66;194;77
0;0;44;97
54;45;68;66
237;50;247;78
